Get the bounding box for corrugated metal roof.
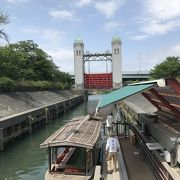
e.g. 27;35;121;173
40;115;102;149
97;83;155;109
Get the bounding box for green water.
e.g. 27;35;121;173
0;95;101;180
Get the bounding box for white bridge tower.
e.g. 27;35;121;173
73;37;122;89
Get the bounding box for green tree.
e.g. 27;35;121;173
0;40;73;91
150;56;180;79
0;11;9;43
0;40;56;81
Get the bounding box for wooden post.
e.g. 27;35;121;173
63;102;66;112
55;105;58;119
48;146;51;173
0;128;4;151
44;107;49;123
28;115;33;133
85;149;87;175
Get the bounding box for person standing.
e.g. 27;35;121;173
106;113;114;134
106;133;120;173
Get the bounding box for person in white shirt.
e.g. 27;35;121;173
106;113;114;134
106;133;120;173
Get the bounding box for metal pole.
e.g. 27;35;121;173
106;59;108;73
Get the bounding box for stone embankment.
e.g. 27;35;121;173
0;90;85;151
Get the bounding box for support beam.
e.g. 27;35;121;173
142;92;161;111
149;89;180;118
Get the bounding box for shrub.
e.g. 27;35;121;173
0;77;15;91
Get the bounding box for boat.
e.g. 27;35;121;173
40;114;102;180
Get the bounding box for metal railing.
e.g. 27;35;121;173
132;126;175;180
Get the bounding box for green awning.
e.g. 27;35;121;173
97;83;155;109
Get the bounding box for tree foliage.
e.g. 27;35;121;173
150;56;180;79
0;40;73;91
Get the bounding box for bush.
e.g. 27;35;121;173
15;80;64;91
54;82;64;90
0;78;66;92
0;77;15;91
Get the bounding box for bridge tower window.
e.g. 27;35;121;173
114;48;119;54
76;50;81;56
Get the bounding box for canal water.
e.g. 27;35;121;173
0;95;101;180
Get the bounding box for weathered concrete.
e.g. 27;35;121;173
124;93;157;115
0;90;85;150
0;90;83;118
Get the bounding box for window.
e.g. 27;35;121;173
114;48;119;54
76;50;81;56
116;48;119;54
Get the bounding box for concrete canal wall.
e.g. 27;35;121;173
0;90;85;151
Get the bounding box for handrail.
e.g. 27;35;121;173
132;126;178;180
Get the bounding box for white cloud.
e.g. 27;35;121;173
171;45;180;52
142;43;180;70
104;21;119;31
42;29;66;40
137;0;180;37
130;35;148;40
6;0;28;4
22;27;66;43
75;0;92;7
168;44;180;56
46;48;74;74
145;0;180;21
21;27;40;34
141;20;180;35
95;0;124;18
49;9;78;21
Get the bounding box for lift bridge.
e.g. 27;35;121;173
73;37;149;90
74;37;122;90
71;71;150;88
83;51;113;89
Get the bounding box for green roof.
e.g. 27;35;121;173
74;37;83;44
112;36;121;42
97;83;155;109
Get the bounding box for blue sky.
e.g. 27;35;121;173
1;0;180;74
